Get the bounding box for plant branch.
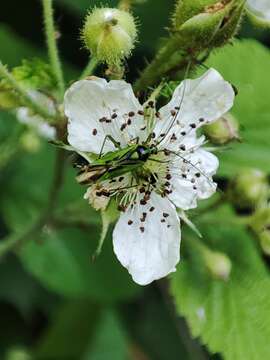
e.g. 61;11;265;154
42;0;65;97
79;57;99;80
0;62;59;122
0;149;66;258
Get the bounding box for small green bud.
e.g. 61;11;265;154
12;59;57;91
173;0;245;50
260;230;270;256
5;347;31;360
249;208;270;255
0;88;20;109
228;169;268;210
20;131;41;153
82;8;137;67
204;113;240;145
203;248;232;281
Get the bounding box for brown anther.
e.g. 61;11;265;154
181;131;186;136
170;110;176;116
190;123;196;129
118;205;126;212
149;206;155;212
121;124;127;131
163;213;169;218
92;129;97;136
180;145;186;151
138;110;144;116
128;111;135;117
140;227;145;233
112;113;118;119
199;117;205;122
140;199;147;206
127;118;132;126
161;219;166;223
128;220;133;225
166;174;172;180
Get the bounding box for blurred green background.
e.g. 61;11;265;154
1;1;270;359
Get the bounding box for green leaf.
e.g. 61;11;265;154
36;302;128;360
171;206;270;359
35;300;101;359
205;40;270;175
19;227;140;302
83;310;128;360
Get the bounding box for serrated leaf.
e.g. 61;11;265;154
171;207;270;359
205;40;270;175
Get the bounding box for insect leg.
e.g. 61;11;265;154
99;135;121;158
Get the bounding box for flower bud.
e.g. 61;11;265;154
82;8;137;67
260;230;270;256
20;131;41;153
246;0;270;28
249;207;270;255
203;248;232;281
0;88;20;109
228;169;268;210
204;113;239;145
173;0;245;49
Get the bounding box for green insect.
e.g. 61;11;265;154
75;135;160;186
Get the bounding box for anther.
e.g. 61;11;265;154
92;129;97;136
128;220;133;225
128;111;135;117
140;227;145;233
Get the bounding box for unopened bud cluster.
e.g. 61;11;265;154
228;169;268;210
204;113;239;145
82;8;137;67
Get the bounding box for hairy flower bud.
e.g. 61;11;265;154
173;0;245;49
82;7;137;67
204;113;239;144
203;248;232;281
228;169;268;210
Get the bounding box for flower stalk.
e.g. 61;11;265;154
80;57;99;79
42;0;65;97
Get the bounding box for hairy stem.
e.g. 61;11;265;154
0;149;66;258
0;62;59;122
42;0;65;97
80;57;99;80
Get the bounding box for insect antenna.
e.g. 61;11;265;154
155;61;192;147
167;149;224;196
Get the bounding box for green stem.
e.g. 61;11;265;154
42;0;65;97
0;62;58;122
79;57;99;80
0;149;66;258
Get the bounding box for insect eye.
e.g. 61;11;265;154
137;146;149;161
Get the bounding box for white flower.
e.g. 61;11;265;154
64;69;235;285
17;91;56;140
246;0;270;24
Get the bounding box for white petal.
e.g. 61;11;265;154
65;78;145;154
154;68;235;148
246;0;270;24
113;193;181;285
169;149;219;210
